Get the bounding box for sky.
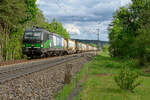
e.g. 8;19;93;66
36;0;131;41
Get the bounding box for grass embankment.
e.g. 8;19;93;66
74;52;150;100
54;60;90;100
55;52;150;100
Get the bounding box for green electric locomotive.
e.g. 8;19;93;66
22;27;65;58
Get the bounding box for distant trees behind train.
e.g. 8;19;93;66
0;0;70;61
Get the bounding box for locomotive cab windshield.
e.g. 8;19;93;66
24;31;43;41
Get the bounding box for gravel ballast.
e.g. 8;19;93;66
0;54;94;100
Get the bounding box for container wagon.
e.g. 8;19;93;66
23;27;98;58
64;39;76;54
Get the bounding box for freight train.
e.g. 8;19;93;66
22;27;98;58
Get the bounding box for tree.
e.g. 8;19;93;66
109;0;150;65
46;18;70;38
0;0;26;61
0;0;69;61
23;0;38;23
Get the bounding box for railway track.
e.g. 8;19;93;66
0;52;94;84
0;56;60;67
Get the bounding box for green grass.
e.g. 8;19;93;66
55;51;150;100
74;51;150;100
54;60;90;100
78;75;150;100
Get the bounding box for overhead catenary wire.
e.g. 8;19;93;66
55;0;76;33
54;0;106;41
55;0;74;20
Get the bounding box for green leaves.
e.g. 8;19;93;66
0;0;26;28
114;66;142;92
24;0;38;22
46;18;70;38
0;0;70;61
109;0;150;65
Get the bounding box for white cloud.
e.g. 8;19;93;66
36;0;132;41
64;24;80;34
121;0;132;6
72;20;111;41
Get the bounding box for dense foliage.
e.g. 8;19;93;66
109;0;150;65
46;19;70;39
114;66;141;92
0;0;70;61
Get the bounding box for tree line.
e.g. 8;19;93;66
109;0;150;66
0;0;70;61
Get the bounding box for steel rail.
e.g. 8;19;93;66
0;54;82;84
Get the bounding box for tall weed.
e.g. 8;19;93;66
114;66;142;92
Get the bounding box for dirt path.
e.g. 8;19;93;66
66;69;89;100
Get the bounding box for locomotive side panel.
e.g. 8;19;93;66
51;35;64;49
46;34;65;56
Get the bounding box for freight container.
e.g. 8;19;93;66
81;43;86;52
64;39;76;54
69;40;75;48
86;44;89;51
88;46;92;51
64;39;68;50
75;41;83;53
94;47;98;51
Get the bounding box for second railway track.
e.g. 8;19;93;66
0;52;91;84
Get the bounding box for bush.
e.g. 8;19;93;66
103;44;109;51
114;66;141;92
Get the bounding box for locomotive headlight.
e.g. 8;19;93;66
41;44;43;47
